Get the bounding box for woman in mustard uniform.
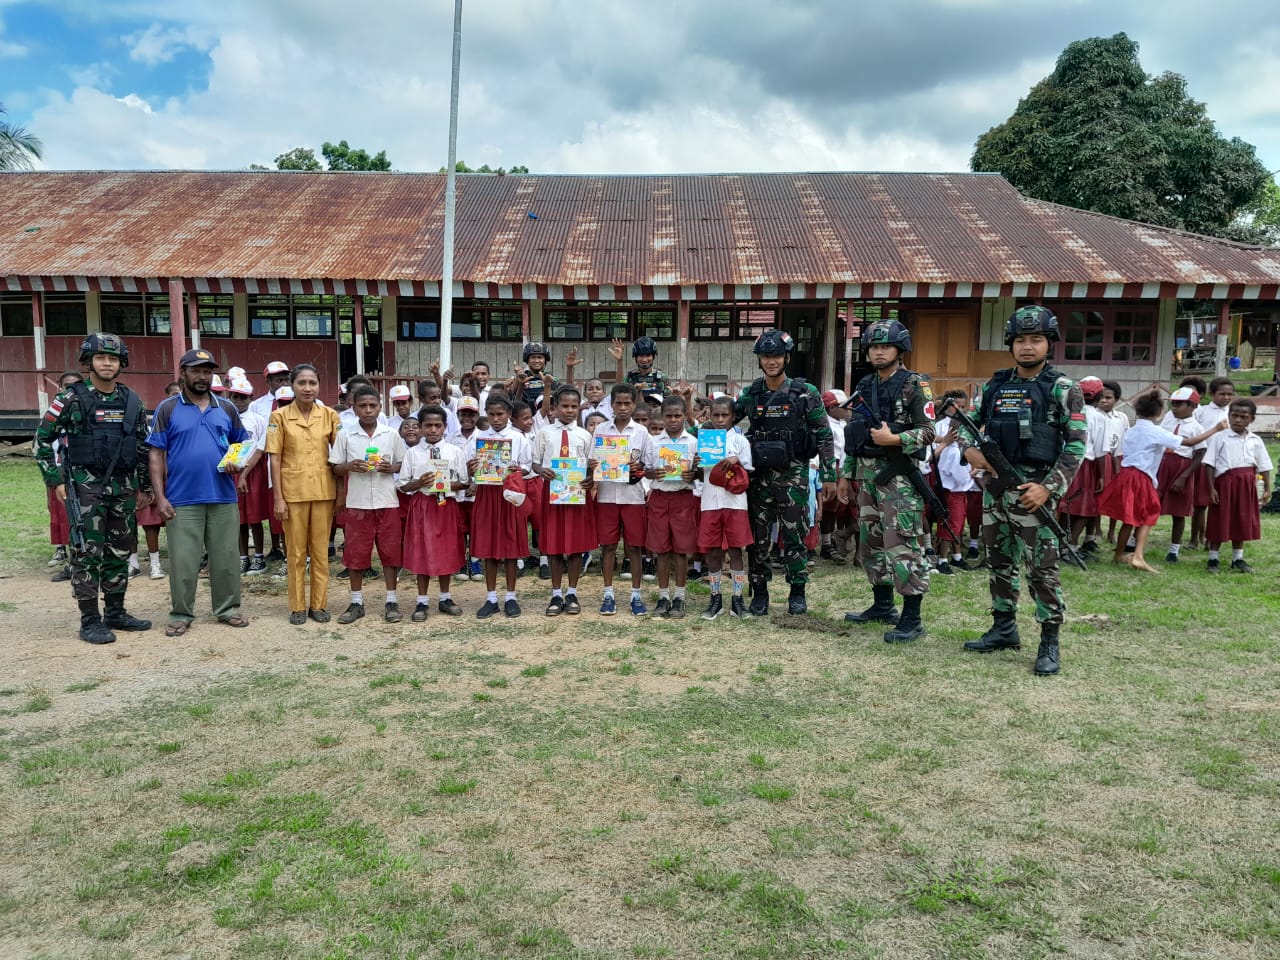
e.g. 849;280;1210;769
266;364;341;623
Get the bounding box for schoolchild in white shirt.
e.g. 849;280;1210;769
399;406;469;619
1203;398;1273;573
465;396;533;618
697;395;754;619
1191;377;1236;549
532;387;597;614
592;384;652;616
643;396;699;617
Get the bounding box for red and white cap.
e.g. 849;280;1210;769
227;366;246;380
264;360;289;376
457;396;481;412
1170;386;1201;404
274;385;294;400
227;377;254;396
1078;376;1104;399
210;374;225;392
389;384;412;401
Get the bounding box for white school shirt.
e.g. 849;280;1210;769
449;385;491;411
248;393;275;422
1103;409;1129;456
533;421;594;466
414;404;461;436
1158;412;1205;460
399;440;469;499
579;398;612;425
1195;401;1231;430
1118;418;1183;487
1203;429;1272;477
934;417;976;493
340;407;389;431
645;428;698;492
594;418;651;506
827;414;847;464
699;429;753;511
1084;405;1109;461
329;421;406;510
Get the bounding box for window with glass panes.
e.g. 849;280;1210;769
43;297;88;336
249;295;290;338
194;295;233;337
100;296;145;336
0;298;35;336
1040;302;1157;365
336;296;383;345
544;301;676;341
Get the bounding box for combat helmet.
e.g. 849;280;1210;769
1003;306;1059;345
78;332;130;367
862;320;912;352
632;336;658;357
522;341;551;362
753;328;795;355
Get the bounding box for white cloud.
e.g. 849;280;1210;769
0;15;28;58
124;22;210;65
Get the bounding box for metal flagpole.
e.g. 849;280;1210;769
440;0;463;373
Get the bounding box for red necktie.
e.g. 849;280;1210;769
560;429;570;457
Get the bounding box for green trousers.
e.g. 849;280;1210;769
166;502;242;623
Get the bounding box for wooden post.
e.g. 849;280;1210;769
168;279;186;380
677;300;690;381
353;295;366;376
32;292;47;413
1215;301;1230;377
842;301;854;396
520;299;531;343
187;292;201;350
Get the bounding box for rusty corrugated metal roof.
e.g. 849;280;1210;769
2;170;1278;290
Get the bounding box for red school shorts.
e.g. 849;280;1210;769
698;507;753;551
341;507;404;570
645;489;699;554
596;500;647;547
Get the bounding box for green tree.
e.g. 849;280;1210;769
0;103;42;171
274;147;321;171
1229;177;1280;244
321;139;391;172
438;160;530;175
972;33;1270;239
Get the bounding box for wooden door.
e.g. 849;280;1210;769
906;307;977;392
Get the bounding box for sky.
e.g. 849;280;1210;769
1;0;1278;177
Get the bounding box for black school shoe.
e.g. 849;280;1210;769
338;603;365;624
504;598;522;618
411;602;429;622
545;596;564;617
438;599;463;616
1230;558;1253;574
563;595;582;615
654;596;671;618
476;600;500;619
384;602;402;623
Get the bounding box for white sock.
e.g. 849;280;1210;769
385;590;397;604
1208;550;1220;561
552;589;563;599
505;591;517;602
350;590;363;605
239;555;248;563
1169;542;1181;556
631;588;641;600
540;556;549;568
968;539;978;550
566;587;577;597
486;591;498;603
128;552;138;566
439;592;451;602
674;587;686;600
417;594;429;605
1233;549;1245;561
658;588;670;600
604;586;615;599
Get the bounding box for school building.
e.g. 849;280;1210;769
2;169;1279;433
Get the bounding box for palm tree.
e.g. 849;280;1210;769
0;103;42;171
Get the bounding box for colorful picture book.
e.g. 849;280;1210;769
593;434;630;482
426;458;451;497
697;429;727;467
216;441;256;473
549;457;587;505
474;437;512;485
657;440;693;481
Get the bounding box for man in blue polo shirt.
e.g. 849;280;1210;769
149;349;252;636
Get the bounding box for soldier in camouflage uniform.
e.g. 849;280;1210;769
733;329;837;616
839;320;936;643
952;306;1086;675
34;333;153;645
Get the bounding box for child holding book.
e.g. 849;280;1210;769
465;395;532;618
697;396;754;619
399;406;468;618
533;386;596;615
592;383;651;616
1203;398;1273;573
643;395;699;617
329;385;407;623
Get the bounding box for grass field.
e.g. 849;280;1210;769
1;458;1278;959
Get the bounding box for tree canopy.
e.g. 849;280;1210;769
0;103;42;172
263;141;391;172
438;161;530;175
971;34;1271;241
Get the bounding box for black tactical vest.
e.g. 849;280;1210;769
746;377;818;462
846;369;912;459
980;367;1063;468
626;369;667;397
64;382;143;476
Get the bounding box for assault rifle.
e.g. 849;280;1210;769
939;397;1088;571
848;395;961;546
60;445;86;552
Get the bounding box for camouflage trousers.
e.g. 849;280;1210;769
982;488;1064;623
68;483;137;602
856;470;929;596
747;464;811;585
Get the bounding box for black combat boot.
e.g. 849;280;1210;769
103;593;152;632
1034;622;1060;676
883;594;925;643
844;585;899;625
78;598;116;645
787;583;806;615
747;580;769;617
963;612;1021;652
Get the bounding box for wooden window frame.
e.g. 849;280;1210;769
1040;301;1158;366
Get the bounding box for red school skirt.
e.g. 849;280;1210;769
1206;467;1261;544
525;475;545;534
1062;458;1103;518
239;464;271;525
1096;466;1161;528
539;496;597;555
402;494;466;576
470;484;529;560
134;490;164;527
1157;451;1197;518
47;485;70;545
